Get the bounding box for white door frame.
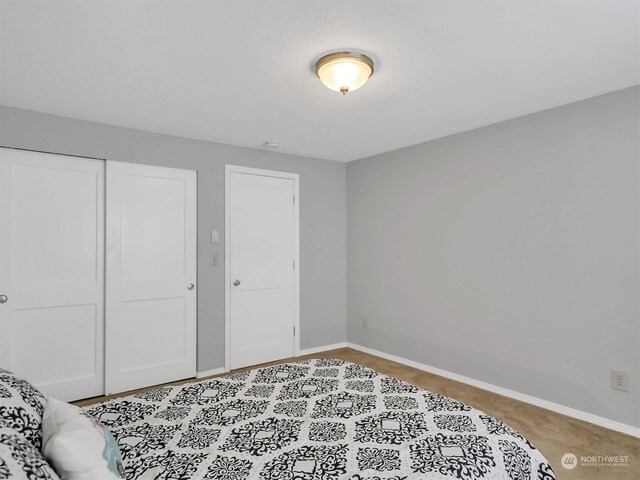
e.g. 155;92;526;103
225;164;300;372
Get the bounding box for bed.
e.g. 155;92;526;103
79;359;556;479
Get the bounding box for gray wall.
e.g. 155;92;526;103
0;105;347;372
4;86;638;428
347;86;640;427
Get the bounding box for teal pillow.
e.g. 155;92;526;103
42;398;125;479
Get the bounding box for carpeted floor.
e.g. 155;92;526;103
77;347;639;480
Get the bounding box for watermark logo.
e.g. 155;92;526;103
561;453;577;470
562;452;630;469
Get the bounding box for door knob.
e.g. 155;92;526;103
0;295;7;304
233;279;241;286
187;283;195;291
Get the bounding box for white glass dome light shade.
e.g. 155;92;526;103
316;52;374;95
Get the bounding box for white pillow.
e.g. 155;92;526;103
42;397;125;480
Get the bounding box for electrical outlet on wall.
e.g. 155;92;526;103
611;370;629;392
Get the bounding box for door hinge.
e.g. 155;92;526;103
293;326;296;336
293;260;295;270
293;194;295;204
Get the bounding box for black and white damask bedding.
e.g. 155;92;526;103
83;359;556;480
0;369;60;480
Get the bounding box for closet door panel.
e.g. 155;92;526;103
12;163;100;284
0;148;105;401
105;161;196;395
11;305;99;387
118;297;187;370
119;174;186;281
0;152;9;371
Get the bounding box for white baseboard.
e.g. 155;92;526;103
195;367;226;379
297;342;348;356
347;342;640;438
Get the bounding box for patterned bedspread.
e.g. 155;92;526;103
84;359;556;479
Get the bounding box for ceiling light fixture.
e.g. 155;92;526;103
315;51;374;95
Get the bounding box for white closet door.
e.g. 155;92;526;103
105;161;196;394
0;148;105;401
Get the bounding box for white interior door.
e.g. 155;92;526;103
105;161;196;394
226;165;299;370
0;148;105;401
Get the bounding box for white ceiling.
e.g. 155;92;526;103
1;1;638;162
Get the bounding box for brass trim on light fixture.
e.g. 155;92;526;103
315;51;375;77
